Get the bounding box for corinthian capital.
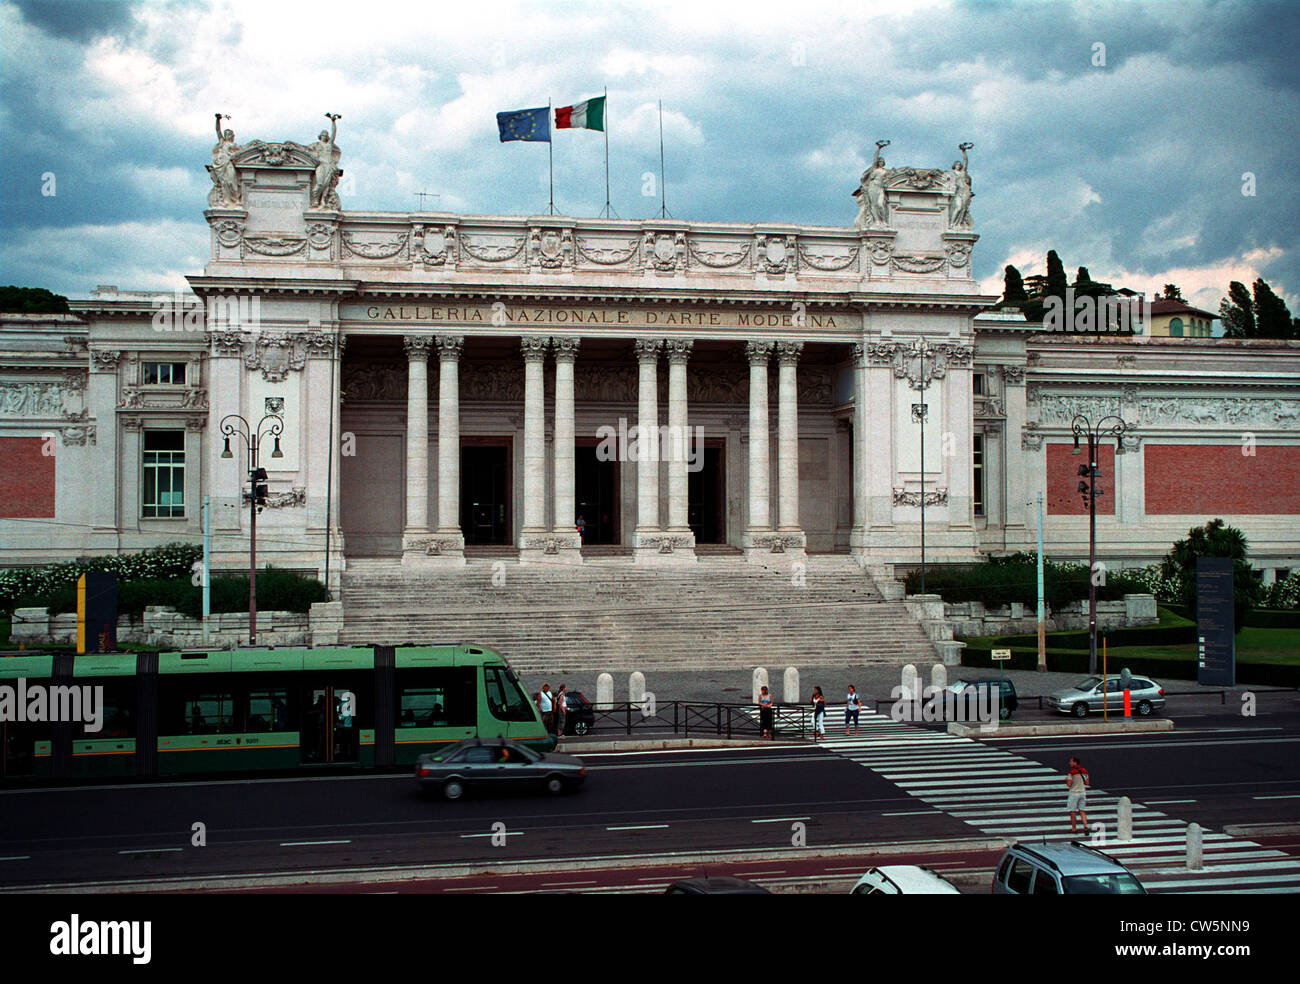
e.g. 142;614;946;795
403;334;434;359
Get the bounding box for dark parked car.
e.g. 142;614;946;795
416;737;585;800
562;690;595;736
926;678;1018;721
664;876;771;894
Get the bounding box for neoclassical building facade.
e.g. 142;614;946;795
3;129;1299;590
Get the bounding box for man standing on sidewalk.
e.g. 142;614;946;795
1067;756;1090;834
538;683;555;735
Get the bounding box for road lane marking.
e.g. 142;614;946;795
541;880;597;887
1146;799;1197;804
118;847;183;855
606;824;669;831
732;870;785;877
881;810;941;816
0;856;31;862
750;816;810;824
279;839;351;847
1253;794;1300;800
442;885;496;892
460;831;524;838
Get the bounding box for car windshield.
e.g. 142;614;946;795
1073;677;1102;691
1062;873;1145;894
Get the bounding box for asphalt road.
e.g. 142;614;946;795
3;697;1298;892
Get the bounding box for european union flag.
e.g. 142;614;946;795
497;107;550;142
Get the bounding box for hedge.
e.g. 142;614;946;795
904;553;1150;610
42;567;328;619
0;543;202;613
960;645;1300;688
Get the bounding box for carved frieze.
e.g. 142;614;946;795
413;224;457;267
575;237;639;267
209;331;246;357
90;349;121;371
755;235;797;275
341;231;408;260
527;228;573;270
1136;396;1300;427
798;244;859;272
460;235;526;265
891;255;946;275
883;340;974;389
893;487;950;507
687;240;750;270
644;232;685;272
342;361;406;401
998;364;1026;384
243;236;308;257
1021;422;1044;451
0;380;68;417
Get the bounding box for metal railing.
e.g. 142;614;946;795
576;700;817;740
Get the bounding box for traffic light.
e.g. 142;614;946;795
252;467;269;507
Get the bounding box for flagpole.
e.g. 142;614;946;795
602;87;611;219
658;99;667;219
548;98;555;215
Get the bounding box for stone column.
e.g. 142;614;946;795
88;349;123;531
632;337;664;561
400;334;433;568
775;340;807;560
1001;365;1028;545
518;336;551;562
743;340;773;562
432;334;466;564
664;339;697;560
850;341;870;561
550;336;582;563
120;415;143;532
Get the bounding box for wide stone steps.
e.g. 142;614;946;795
337;557;935;670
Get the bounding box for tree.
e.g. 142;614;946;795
1252;278;1296;339
1159;519;1263;631
0;286;70;313
1001;264;1028;308
1075;266;1091;285
1045;250;1068;301
1161;284;1184;301
1219;281;1256;338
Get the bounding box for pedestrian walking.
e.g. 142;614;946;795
811;686;826;741
538;683;555;735
758;685;774;739
845;684;861;736
555;683;568;737
1067;756;1090;834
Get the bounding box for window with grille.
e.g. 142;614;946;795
143;430;185;518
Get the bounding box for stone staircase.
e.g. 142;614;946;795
337;554;939;673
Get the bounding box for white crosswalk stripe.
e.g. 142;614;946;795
819;710;1300;894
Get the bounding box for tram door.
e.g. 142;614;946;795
300;685;359;764
2;721;37;777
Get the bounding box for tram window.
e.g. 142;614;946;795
397;668;476;727
184;694;233;734
74;680;135;739
248;690;291;732
484;666;536;723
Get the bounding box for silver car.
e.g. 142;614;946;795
1046;675;1165;717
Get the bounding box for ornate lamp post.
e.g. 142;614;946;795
910;338;934;595
220;413;284;645
1071;413;1126;674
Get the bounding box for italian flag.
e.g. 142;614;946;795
555;96;605;131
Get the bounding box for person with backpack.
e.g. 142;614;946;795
845;684;862;736
1067;756;1091;834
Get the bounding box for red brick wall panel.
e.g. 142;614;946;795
0;436;56;518
1046;442;1116;515
1145;444;1300;515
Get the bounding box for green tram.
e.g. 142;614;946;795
0;644;553;781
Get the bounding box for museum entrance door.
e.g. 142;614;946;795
575;444;619;545
461;443;511;545
688;443;726;544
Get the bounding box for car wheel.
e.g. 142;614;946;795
574;720;590;736
442;778;465;801
544;774;565;795
1072;702;1089;718
1137;700;1152;716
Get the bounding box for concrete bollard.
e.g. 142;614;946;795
930;663;947;693
596;672;614;710
629;671;646;709
1186;822;1203;870
900;663;918;703
752;666;769;705
783;667;800;705
1117;796;1133;842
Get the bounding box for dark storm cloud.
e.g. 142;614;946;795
15;0;137;43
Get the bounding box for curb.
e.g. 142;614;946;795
1223;823;1300;838
8;837;1012;894
949;719;1175;737
558;737;799;752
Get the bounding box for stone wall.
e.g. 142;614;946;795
8;602;343;649
939;593;1158;637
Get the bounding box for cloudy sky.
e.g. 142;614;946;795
1;0;1297;316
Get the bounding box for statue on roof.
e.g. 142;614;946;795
948;142;974;229
854;140;892;230
207;113;243;207
309;113;343;210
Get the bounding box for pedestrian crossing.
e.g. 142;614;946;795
819;709;1300;894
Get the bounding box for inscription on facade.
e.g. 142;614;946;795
345;304;848;331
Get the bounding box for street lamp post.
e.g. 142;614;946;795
1070;413;1126;675
910;338;933;595
220;413;284;645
